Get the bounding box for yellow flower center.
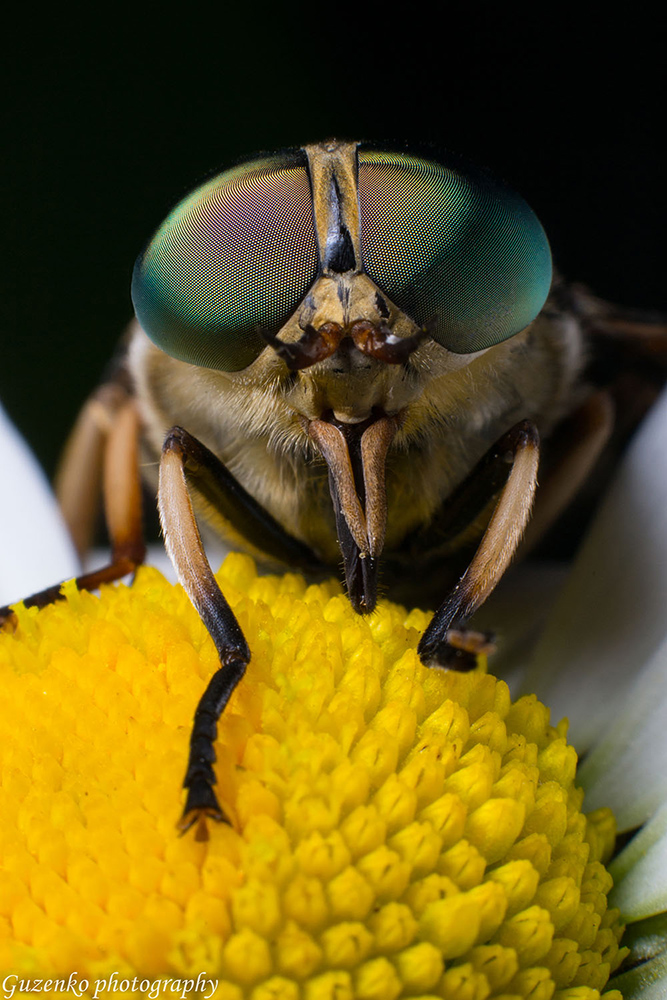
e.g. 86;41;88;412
0;554;626;999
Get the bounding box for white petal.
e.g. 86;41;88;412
0;404;80;605
521;387;667;751
609;802;667;918
578;635;667;831
611;951;667;1000
472;560;570;689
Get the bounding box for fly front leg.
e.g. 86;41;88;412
418;420;540;671
159;426;322;839
159;428;252;841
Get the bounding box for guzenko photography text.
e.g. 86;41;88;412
2;972;218;999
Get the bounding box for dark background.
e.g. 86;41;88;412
2;11;663;477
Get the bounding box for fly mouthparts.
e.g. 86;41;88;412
308;413;399;613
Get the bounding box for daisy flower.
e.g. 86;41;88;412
0;396;665;1000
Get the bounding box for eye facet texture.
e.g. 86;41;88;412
132;151;318;371
357;148;552;353
132;144;552;371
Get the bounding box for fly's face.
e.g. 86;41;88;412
131;140;553;613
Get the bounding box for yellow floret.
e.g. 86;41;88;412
0;554;626;999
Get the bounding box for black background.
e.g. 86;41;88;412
2;10;663;476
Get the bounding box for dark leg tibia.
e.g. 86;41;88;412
180;656;247;840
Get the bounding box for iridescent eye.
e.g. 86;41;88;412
357;147;552;353
131;150;319;371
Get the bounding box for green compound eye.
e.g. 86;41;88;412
131;150;319;372
132;144;552;372
357;147;552;353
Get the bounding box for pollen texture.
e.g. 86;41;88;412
0;554;626;998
